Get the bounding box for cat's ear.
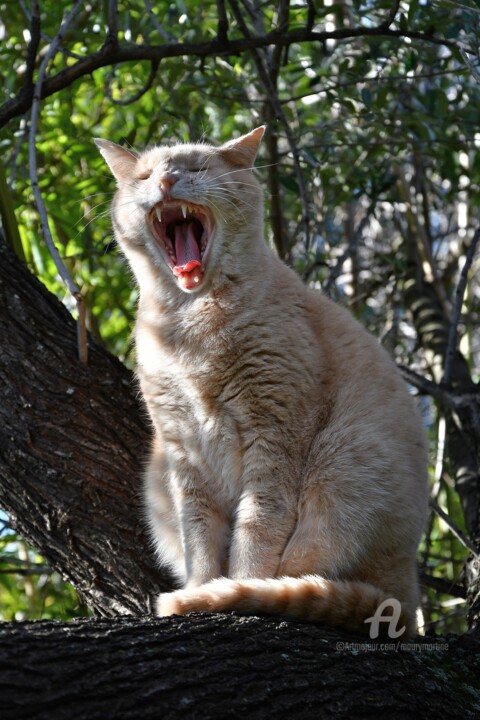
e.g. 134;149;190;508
94;139;139;182
220;126;266;168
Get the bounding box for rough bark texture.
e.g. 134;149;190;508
1;615;479;720
0;239;172;615
1;238;479;715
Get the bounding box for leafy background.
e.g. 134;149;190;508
1;0;479;632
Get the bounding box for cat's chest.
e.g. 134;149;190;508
137;313;246;428
139;343;244;482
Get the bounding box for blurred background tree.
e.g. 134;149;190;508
0;0;479;633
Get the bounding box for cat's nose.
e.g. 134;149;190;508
159;173;178;197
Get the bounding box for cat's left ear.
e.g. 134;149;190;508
94;139;139;182
220;126;266;169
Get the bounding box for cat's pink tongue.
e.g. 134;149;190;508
173;223;203;289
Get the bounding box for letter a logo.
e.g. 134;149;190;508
364;598;405;639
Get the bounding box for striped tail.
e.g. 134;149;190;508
156;575;413;637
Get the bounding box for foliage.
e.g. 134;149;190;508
0;516;89;621
1;0;479;630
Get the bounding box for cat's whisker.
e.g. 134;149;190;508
206;187;254;206
205;198;228;224
215;181;260;192
212;162;279;183
203;183;259;202
79;198;116;218
206;193;249;218
77;191;116;204
77;199;140;234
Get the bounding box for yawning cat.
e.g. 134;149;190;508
96;126;428;636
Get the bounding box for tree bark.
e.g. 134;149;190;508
0;615;478;720
0;239;172;616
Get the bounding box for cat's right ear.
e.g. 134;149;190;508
94;139;139;182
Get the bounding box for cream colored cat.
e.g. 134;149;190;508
96;127;428;636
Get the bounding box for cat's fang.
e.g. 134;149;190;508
181;204;187;219
155;206;162;222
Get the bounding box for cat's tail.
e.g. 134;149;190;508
156;575;414;637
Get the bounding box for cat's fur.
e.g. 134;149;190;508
96;127;428;636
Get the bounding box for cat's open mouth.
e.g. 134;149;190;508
148;203;213;291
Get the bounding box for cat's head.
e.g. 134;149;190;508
95;127;265;295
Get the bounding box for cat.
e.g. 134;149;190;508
95;126;428;636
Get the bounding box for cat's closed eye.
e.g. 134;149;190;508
136;171;152;181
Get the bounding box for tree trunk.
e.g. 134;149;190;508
0;238;172;615
1;615;478;720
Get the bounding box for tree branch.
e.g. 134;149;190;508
144;0;176;42
380;0;401;30
1;616;479;720
216;0;229;42
323;199;377;295
106;0;119;46
430;499;479;558
0;240;166;615
443;228;480;386
0;24;461;130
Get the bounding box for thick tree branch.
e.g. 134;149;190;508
1;616;479;720
0;239;169;616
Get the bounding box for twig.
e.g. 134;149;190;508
399;365;453;402
106;60;160;105
460;48;480;83
323;199;376;295
107;0;119;45
430;499;479;557
419;570;466;599
305;0;316;33
216;0;229;42
379;0;401;30
396;165;451;317
144;0;176;42
229;0;311;250
442;228;480;386
28;0;88;364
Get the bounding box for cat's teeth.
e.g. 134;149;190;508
181;204;187;219
155;206;162;222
